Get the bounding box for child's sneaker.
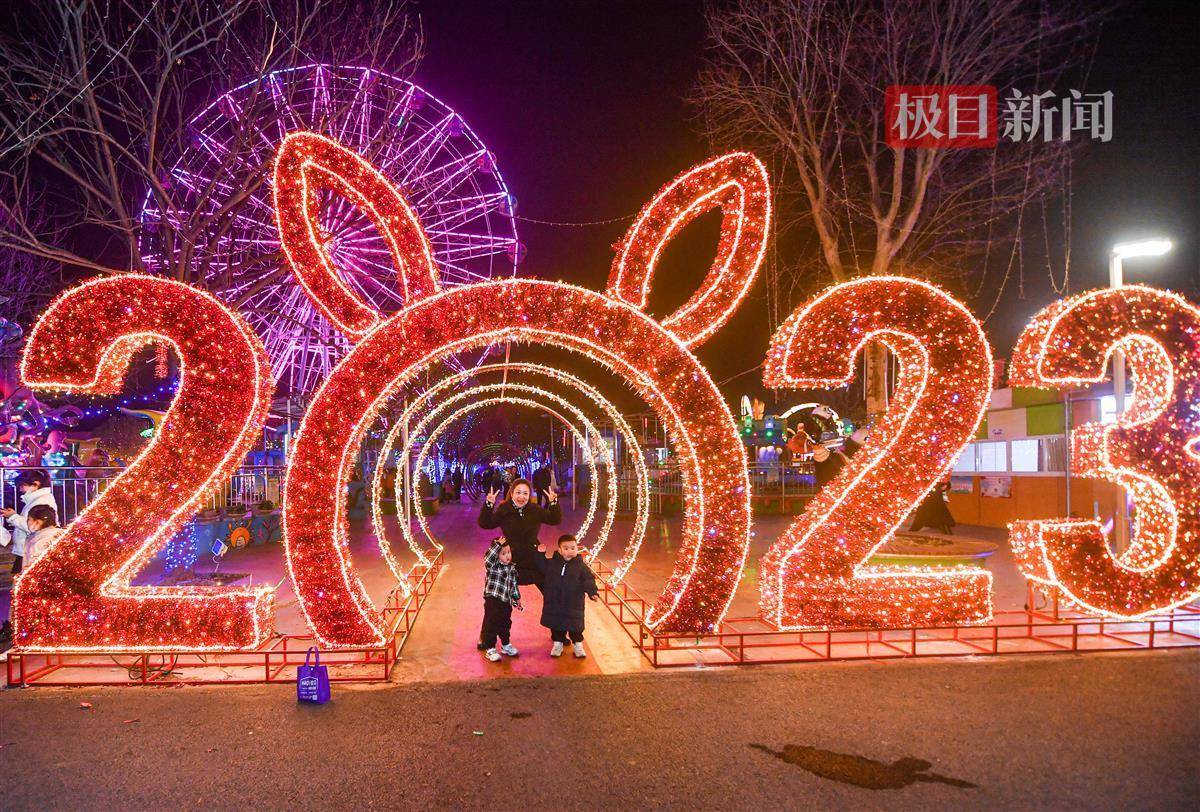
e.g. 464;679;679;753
499;643;519;657
550;641;564;657
572;642;586;658
484;648;501;662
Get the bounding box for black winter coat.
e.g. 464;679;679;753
534;552;598;633
477;500;562;584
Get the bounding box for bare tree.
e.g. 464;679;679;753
692;0;1107;417
0;0;422;288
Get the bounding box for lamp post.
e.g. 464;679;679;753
1108;238;1172;550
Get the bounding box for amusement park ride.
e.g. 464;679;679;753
4;64;1198;684
737;395;848;459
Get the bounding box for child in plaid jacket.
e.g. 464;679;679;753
481;538;523;662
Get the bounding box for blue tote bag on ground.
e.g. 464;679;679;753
297;647;331;704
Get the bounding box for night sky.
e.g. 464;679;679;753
414;0;1198;405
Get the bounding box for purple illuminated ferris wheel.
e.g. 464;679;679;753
138;64;522;397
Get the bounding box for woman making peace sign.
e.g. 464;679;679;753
478;478;562;591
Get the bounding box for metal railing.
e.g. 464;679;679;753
2;465;286;524
4;459;819;523
632;461;819;514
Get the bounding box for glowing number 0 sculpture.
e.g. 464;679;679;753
759;277;994;630
278;132;767;646
13;277;275;651
1009;286;1200;618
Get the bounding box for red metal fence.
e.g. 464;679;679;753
8;551;1197;685
5;553;442;687
590;560;1200;668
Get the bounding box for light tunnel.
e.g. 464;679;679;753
368;361;653;595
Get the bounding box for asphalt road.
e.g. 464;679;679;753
2;651;1197;810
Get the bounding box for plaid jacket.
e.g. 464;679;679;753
483;541;521;605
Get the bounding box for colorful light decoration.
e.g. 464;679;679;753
370;363;649;582
609;152;770;348
273;130;440;338
280;140;764;646
139;66;521;397
758;277;994;630
1008;286;1200;619
405;389;612;557
163;519;200;573
372;384;606;579
13;276;275;652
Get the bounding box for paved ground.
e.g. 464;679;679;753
4;502;1197;808
0;501;1029;680
2;650;1197;810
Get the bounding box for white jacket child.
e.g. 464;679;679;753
23;525;65;567
4;487;58;558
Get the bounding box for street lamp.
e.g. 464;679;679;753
1108;238;1172;550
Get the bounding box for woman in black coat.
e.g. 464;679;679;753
477;478;562;589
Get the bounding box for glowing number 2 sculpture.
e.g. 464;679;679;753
759;277;994;630
13;276;275;651
278;132;767;646
1009;286;1200;618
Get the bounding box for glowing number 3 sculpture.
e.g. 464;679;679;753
14;277;275;651
1009;286;1200;618
276;132;769;645
758;278;995;630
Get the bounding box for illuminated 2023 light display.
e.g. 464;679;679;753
13;130;1196;657
13;276;275;652
758;277;995;630
1009;285;1200;619
278;133;768;645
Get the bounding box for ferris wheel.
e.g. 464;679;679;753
138;64;522;397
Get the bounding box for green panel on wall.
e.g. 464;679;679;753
1011;387;1062;408
976;417;988;439
1026;403;1065;436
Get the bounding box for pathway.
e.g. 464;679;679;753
392;500;651;681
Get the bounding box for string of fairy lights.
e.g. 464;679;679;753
273;131;439;339
1008;285;1200;619
758;277;994;631
13;276;276;652
370;373;605;575
369;362;650;590
403;388;608;555
608;152;770;348
404;391;610;557
12;126;1195;655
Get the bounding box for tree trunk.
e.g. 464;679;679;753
864;340;890;424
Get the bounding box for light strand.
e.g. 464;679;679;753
759;277;994;630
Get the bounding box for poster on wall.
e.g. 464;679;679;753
950;476;974;494
980;475;1013;498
